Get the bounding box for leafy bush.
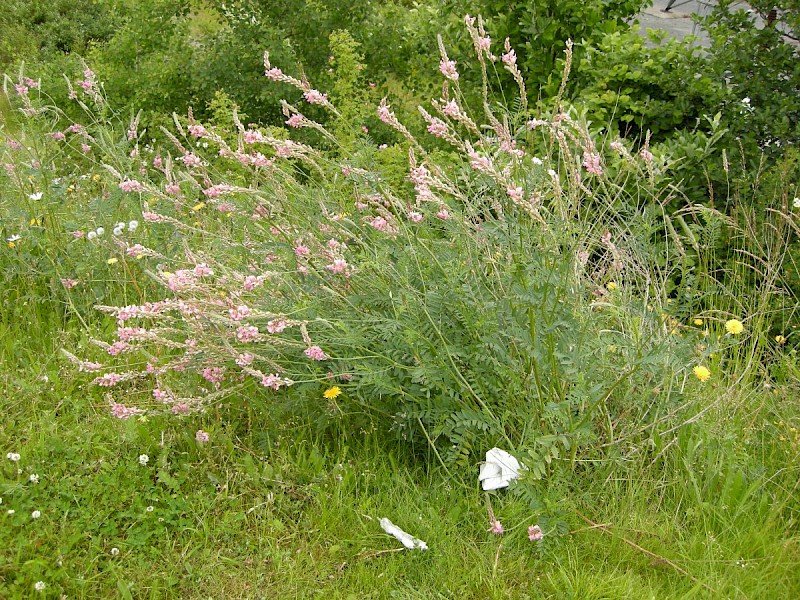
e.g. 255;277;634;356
3;19;794;478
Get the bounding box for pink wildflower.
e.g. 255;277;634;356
436;208;450;220
193;263;214;277
266;319;289;334
50;132;66;141
582;152;603;176
243;275;264;291
640;148;653;162
294;244;310;257
426;118;448;137
195;430;210;443
528;525;544;541
229;305;251;321
286;114;304;128
119;180;143;193
264;67;283;80
236;353;254;367
303;89;327;105
442;100;461;118
165;183;180;195
15;84;28;96
180;152;202;168
261;373;292;390
304;346;329;361
377;102;394;124
171;404;190;415
236;325;261;343
477;36;492;52
408;211;423;223
60;278;79;289
506;187;524;203
202;367;225;383
326;259;349;275
188;124;208;138
501;48;517;67
111;403;140;419
142;212;164;222
153;388;169;402
95;373;122;387
243;129;264;144
489;519;504;535
468;151;491;173
67;124;84;134
369;216;389;232
107;341;129;356
439;59;459;81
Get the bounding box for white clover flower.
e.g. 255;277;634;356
111;547;120;556
146;505;154;512
793;197;800;209
113;227;124;236
128;220;139;231
138;454;149;466
95;227;105;236
7;509;15;515
29;473;40;483
29;192;43;200
6;452;20;462
87;231;97;240
31;510;41;519
34;581;46;592
116;222;127;230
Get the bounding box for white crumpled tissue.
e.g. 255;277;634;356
379;518;429;550
478;447;525;490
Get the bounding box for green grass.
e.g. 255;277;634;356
2;307;799;598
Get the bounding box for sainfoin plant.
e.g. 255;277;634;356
4;17;751;475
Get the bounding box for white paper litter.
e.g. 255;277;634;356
379;518;429;550
478;447;525;490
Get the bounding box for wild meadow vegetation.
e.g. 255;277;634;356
1;1;799;598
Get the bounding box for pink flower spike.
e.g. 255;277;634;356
528;525;544;541
119;179;143;193
286;114;304;128
304;346;329;361
195;430;210;443
489;519;504;535
439;59;459;81
303;89;327;105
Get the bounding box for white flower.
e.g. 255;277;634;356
87;231;97;240
29;192;43;200
793;197;800;209
34;581;46;592
113;227;124;236
110;547;120;556
146;505;154;512
7;509;15;515
116;222;127;230
128;220;139;231
31;510;41;519
95;227;105;236
29;473;40;483
6;452;20;462
6;235;21;243
138;454;149;466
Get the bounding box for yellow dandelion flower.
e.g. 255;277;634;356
606;282;618;291
192;202;205;211
775;335;786;344
725;319;744;335
92;174;101;182
107;257;118;265
323;386;342;400
8;241;15;248
693;365;711;382
693;318;703;326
